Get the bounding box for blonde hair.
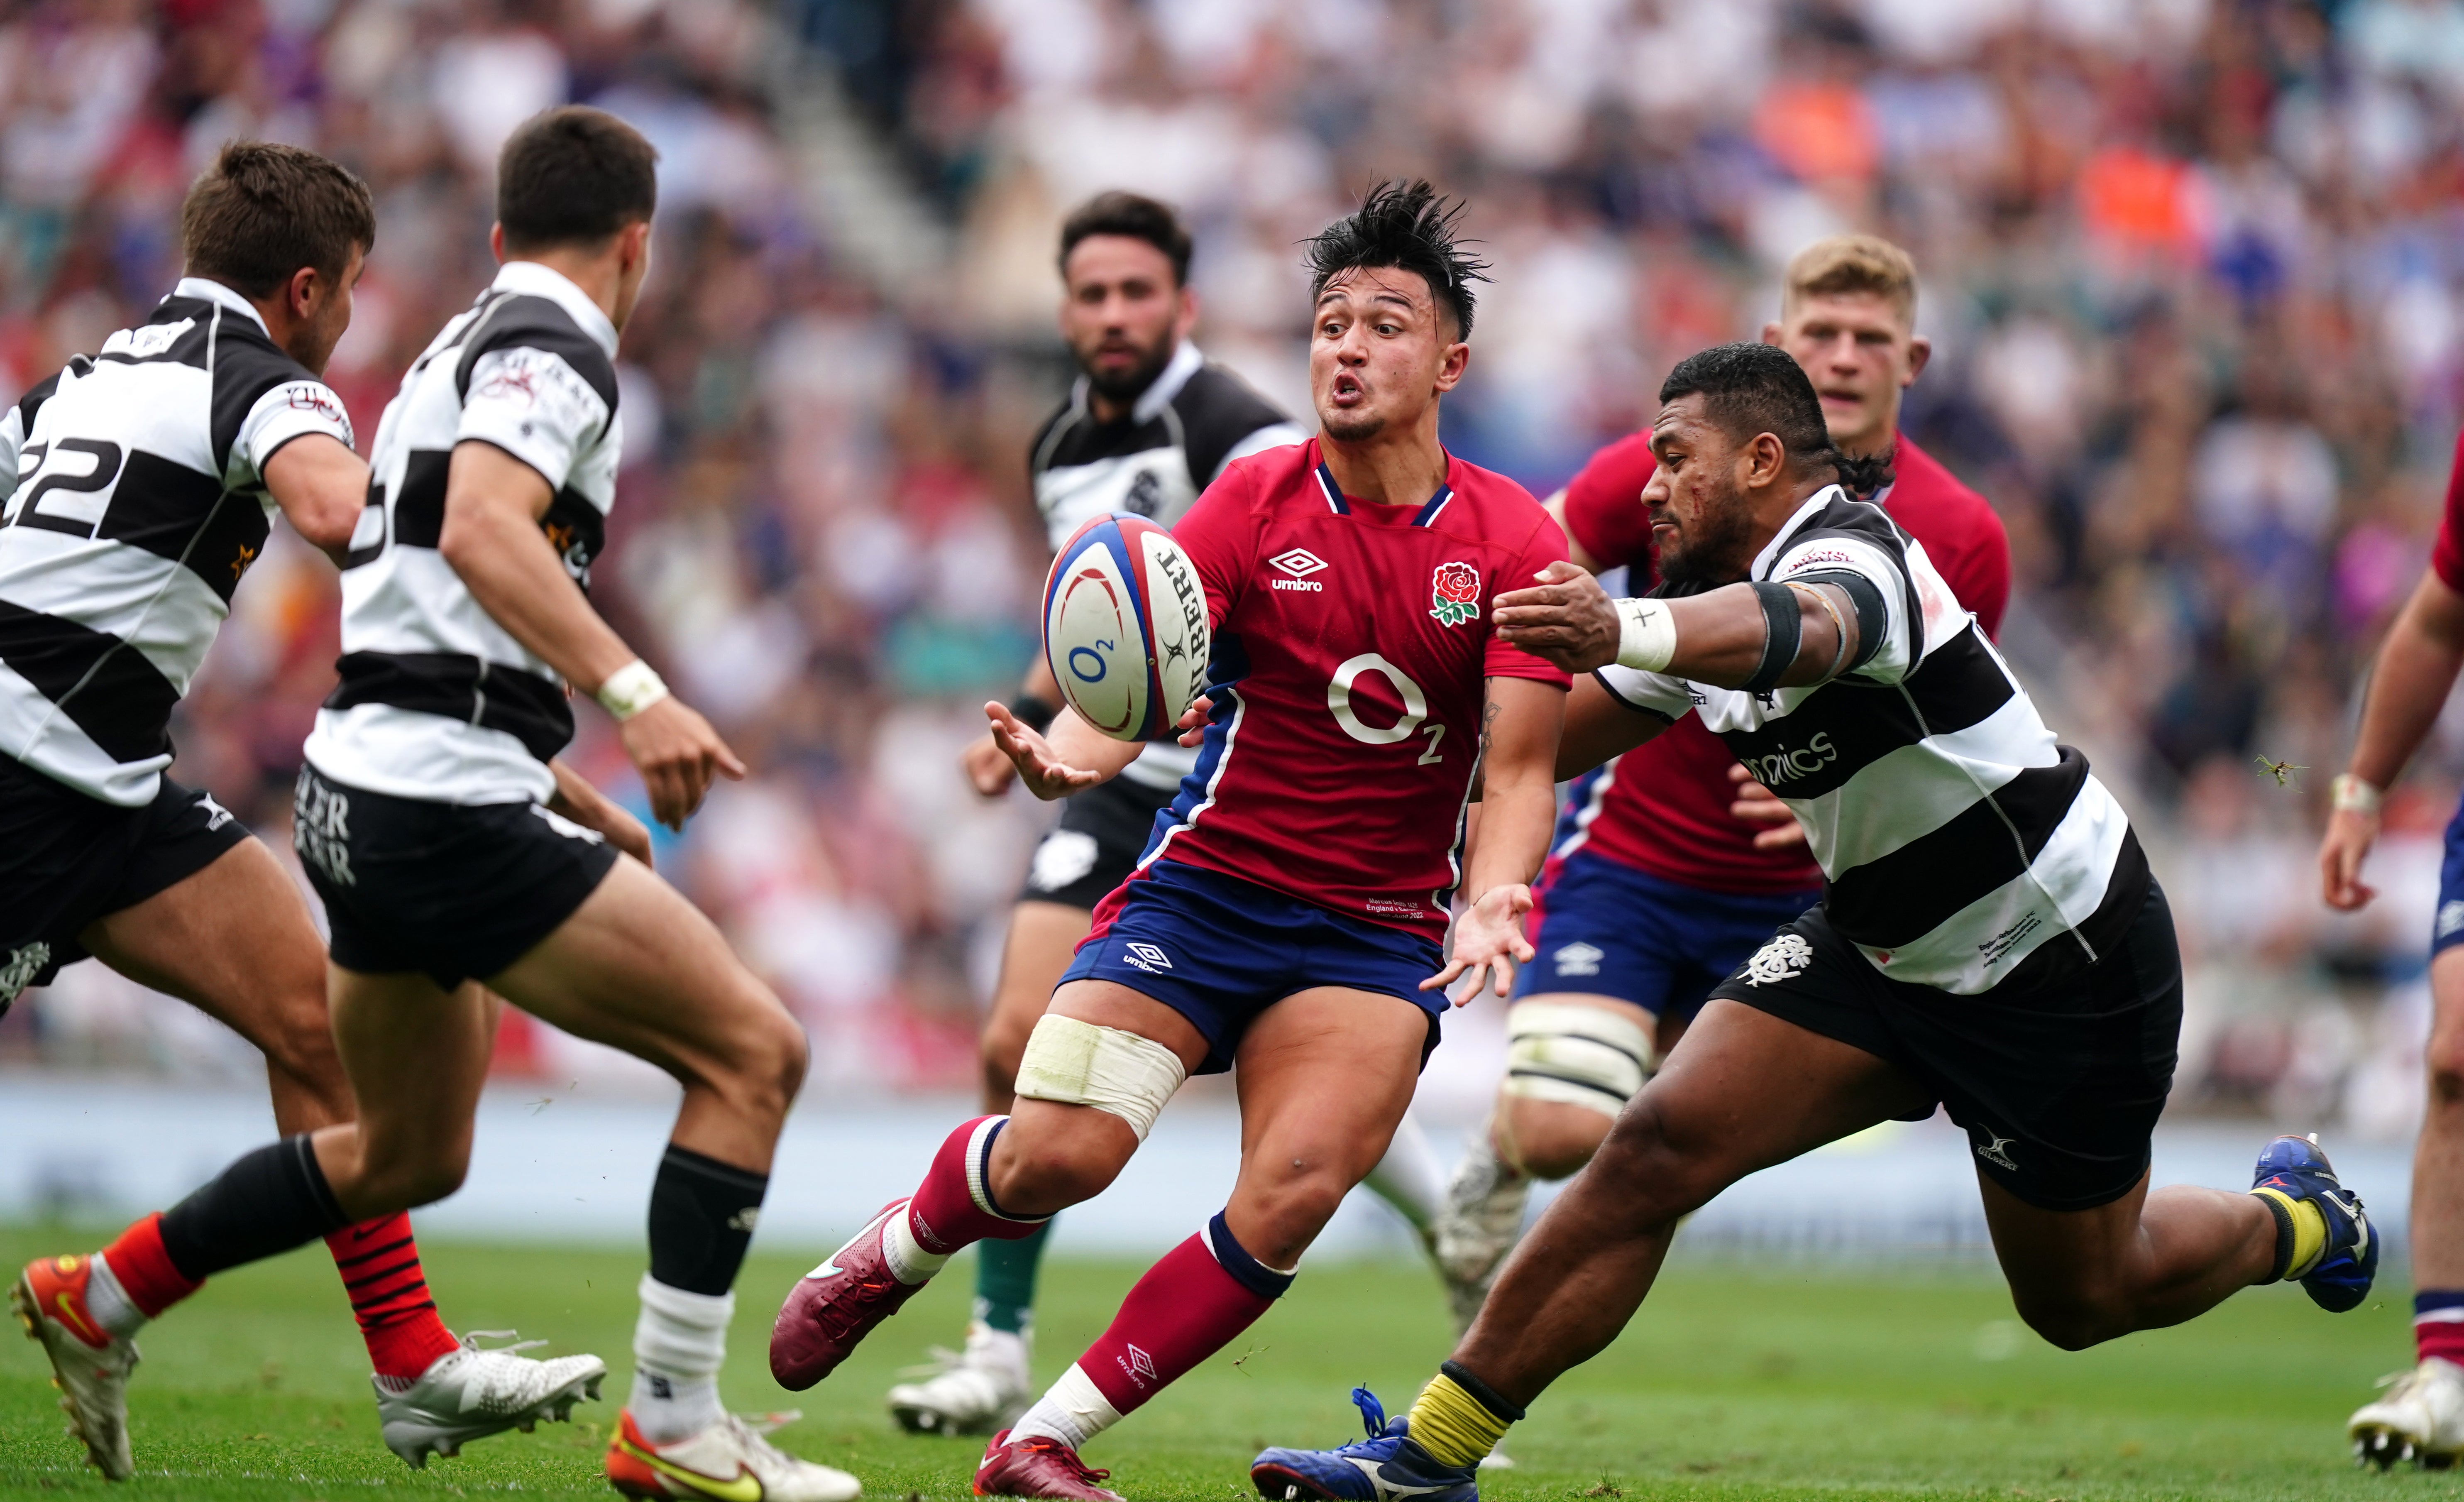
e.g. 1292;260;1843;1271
1782;235;1918;327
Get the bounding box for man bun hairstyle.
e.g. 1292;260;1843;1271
1784;234;1919;327
1660;342;1893;495
497;106;660;254
1305;180;1490;339
1059;191;1193;286
181;141;374;299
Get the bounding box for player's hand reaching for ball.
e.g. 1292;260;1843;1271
1424;883;1536;1004
1492;560;1621;673
985;702;1106;800
960;733;1018;797
618;696;747;832
1727;763;1808;850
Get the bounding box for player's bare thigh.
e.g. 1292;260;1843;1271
1225;986;1430;1267
980;900;1093;1111
78;837;348;1126
310;966;497;1220
1494;991;1657;1179
486;854;808;1171
988;978;1209;1216
2409;945;2464;1287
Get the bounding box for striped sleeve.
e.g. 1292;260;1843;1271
1770;532;1914;685
1593;664;1690;721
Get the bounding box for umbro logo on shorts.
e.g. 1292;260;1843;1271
1123;942;1173;974
1553;942;1604;977
1269;548;1327;593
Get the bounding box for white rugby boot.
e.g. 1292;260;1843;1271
607;1408;861;1500
12;1254;139;1479
886;1320;1030;1435
1432;1135;1531;1336
2353;1357;2464;1468
375;1329;607;1468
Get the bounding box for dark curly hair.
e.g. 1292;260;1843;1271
1303;180;1490;338
1659;342;1894;496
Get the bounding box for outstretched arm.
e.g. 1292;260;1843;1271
1426;675;1566;1003
1556;673;1670;781
1493;561;1856;690
2322;570;2464;909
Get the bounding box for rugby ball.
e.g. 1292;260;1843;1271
1041;512;1210;742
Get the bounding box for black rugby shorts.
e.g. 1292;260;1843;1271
0;753;250;1004
1710;875;2180;1211
1015;774;1177;910
295;763;619;990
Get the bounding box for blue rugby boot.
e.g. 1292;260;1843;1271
1251;1387;1479;1502
2250;1133;2376;1313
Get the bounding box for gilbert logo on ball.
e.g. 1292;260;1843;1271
1041;511;1211;742
1429;561;1481;626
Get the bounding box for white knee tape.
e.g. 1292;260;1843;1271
1501;1002;1654;1118
1014;1015;1187;1142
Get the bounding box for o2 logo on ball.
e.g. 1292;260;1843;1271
1429;561;1481;626
1042;512;1211;743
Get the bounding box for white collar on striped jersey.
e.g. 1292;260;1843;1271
489;258;621;359
1068;339;1205;428
1746;484;1851;580
169;276;270;335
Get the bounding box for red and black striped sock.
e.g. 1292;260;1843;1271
325;1213;459;1385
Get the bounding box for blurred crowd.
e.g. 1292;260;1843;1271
8;0;2464;1132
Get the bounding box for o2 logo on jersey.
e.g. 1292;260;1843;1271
1429;561;1481;626
1327;653;1447;765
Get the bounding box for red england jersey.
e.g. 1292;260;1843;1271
1096;440;1572;942
1550;430;2009;895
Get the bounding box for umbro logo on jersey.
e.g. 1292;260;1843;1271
1269;548;1327;593
1123;942;1173;974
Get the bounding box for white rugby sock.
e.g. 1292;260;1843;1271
1007;1362;1124;1450
629;1274;729;1443
1362;1113;1445;1234
85;1254;146;1338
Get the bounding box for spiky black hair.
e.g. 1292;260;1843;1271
1304;180;1490;338
1659;342;1894;495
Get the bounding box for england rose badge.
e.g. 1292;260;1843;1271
1430;561;1481;626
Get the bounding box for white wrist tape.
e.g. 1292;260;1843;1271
1014;1014;1188;1142
1614;597;1677;672
596;658;670;720
2332;773;2384;815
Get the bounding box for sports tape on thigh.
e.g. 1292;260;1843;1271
1502;1001;1655;1118
1015;1014;1188;1141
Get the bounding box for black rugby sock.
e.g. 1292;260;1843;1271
159;1135;351;1282
647;1144;770;1297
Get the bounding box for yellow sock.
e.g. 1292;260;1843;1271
1405;1373;1512;1468
2251;1187;2328;1279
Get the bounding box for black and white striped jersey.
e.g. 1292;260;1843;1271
1596;487;2147;996
1030;341;1303;789
303;261;621;806
0;278;356;806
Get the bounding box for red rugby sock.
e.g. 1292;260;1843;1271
907;1115;1046;1256
98;1213;201;1318
326;1213;460;1383
1080;1220;1289;1417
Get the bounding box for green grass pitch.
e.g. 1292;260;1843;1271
0;1223;2442;1499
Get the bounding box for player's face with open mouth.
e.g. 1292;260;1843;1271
1642;396;1760;585
1766;291;1920;455
1061;235;1188;401
1310;267;1460;443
